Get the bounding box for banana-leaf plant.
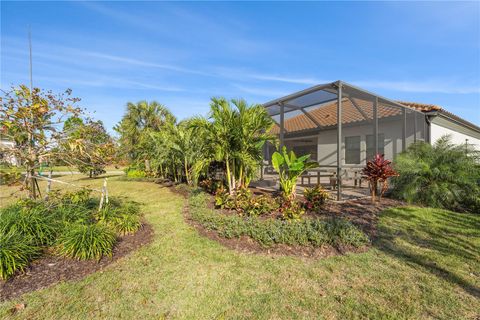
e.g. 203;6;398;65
362;154;399;202
271;146;318;199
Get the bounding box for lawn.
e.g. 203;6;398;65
1;176;479;319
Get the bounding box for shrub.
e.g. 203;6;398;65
126;168;146;178
190;192;369;248
56;223;116;260
0;231;40;280
303;185;329;212
392;136;480;212
214;187;278;216
362;154;399;202
279;197;305;220
109;214;142;235
0;203;60;246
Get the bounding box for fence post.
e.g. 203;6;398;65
45;170;52;200
104;178;109;204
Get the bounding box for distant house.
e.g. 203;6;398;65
0;138;18;166
262;81;480;200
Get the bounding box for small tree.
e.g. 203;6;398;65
362;154;399;202
63;117;116;178
1;85;83;198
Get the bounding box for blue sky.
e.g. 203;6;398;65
2;1;479;132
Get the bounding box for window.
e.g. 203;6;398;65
366;133;385;161
345;136;361;164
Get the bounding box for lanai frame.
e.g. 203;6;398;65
262;80;427;200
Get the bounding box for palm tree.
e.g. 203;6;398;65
190;97;275;193
115;101;175;167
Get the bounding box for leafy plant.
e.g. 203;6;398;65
109;214;142;235
190;192;368;247
0;231;40;280
0;203;59;246
362;154;399;202
271;147;318;200
56;223;116;260
278;198;305;220
392;136;480;212
126;168;147;178
303;185;329;212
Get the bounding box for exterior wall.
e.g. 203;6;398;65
0;139;18;166
430;122;480;150
314;120;409;166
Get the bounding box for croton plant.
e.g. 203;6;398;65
362;154;399;202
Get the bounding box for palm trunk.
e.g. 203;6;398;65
184;157;190;185
225;156;232;194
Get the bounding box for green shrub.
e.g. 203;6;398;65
189;192;369;248
279;198;305;220
0;231;40;280
109;214;142;235
392;136;480;212
56;223;116;260
303;186;329;212
126;169;147;178
214;187;278;216
0;203;60;246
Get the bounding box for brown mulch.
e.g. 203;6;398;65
0;223;154;301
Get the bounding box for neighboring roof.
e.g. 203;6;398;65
395;101;442;112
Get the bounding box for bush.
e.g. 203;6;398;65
56;223;116;260
125;168;147;178
392;136;480;212
190;192;369;248
278;198;305;220
0;202;60;246
214;187;278;216
303;186;329;212
0;231;40;280
109;214;142;235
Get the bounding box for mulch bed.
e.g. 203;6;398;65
174;186;403;259
0;223;154;301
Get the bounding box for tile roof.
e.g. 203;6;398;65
271;97;404;134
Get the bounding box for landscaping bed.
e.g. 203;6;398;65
0;222;153;301
183;189;378;258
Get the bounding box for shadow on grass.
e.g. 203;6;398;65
374;207;480;298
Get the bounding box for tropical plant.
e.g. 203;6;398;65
303;185;329;212
392;136;480;212
271;146;318;199
0;231;40;280
190;98;275;193
56;223;116;260
362;154;399;202
114;101;176;171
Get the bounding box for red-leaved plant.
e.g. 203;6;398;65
362;154;399;202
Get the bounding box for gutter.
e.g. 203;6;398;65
424;110;480;136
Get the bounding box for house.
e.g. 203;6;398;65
262;81;480;199
0;138;18;166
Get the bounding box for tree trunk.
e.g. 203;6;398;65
225;156;232;194
184;157;190;185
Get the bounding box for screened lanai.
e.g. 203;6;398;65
262;80;427;200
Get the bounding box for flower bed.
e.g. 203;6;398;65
188;190;369;249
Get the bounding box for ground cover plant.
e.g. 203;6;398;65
392;136;480;212
0;189;142;280
193;190;368;248
1;176;479;319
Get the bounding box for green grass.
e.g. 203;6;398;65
0;176;479;319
